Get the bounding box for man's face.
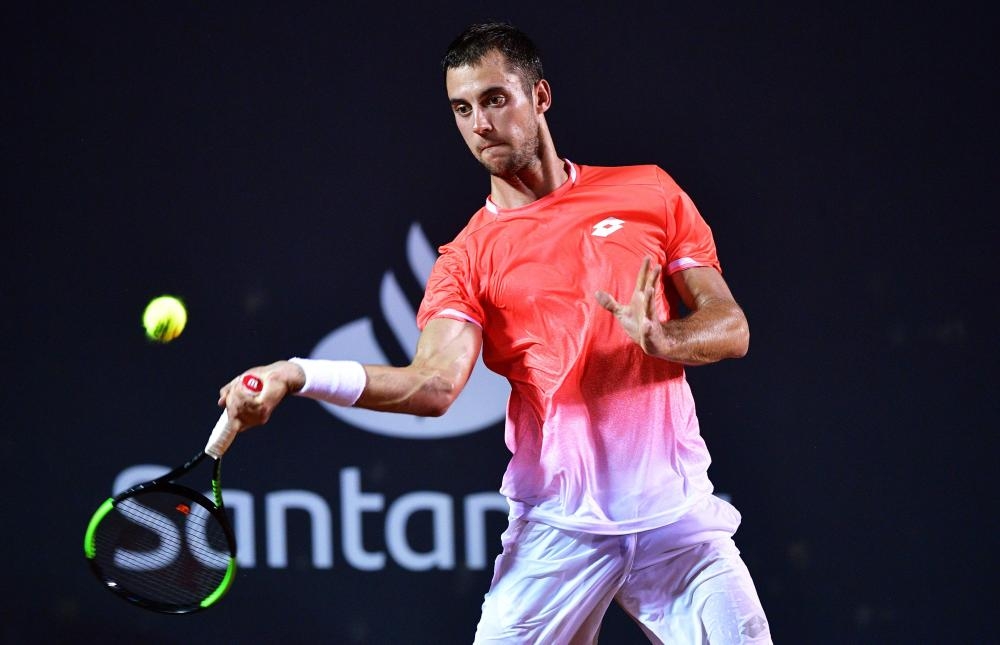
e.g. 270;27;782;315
446;52;542;178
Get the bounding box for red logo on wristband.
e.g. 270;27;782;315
242;374;263;392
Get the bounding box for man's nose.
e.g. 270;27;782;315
472;108;492;135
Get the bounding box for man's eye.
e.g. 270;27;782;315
454;104;472;116
487;95;506;107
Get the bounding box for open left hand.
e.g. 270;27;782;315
594;256;667;356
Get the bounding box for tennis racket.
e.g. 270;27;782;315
83;375;260;613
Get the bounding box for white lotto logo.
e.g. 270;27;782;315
592;217;625;237
310;223;509;439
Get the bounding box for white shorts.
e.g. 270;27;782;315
474;495;771;644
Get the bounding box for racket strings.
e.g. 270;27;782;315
92;490;233;609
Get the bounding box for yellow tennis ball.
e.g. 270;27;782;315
142;295;187;343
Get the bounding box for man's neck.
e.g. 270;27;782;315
489;149;568;210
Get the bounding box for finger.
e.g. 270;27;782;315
645;262;661;289
224;394;258;432
633;256;652;293
644;264;662;317
218;382;233;407
594;290;619;312
226;397;261;436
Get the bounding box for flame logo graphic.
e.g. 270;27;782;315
310;223;509;438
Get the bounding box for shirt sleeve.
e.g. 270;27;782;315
658;169;722;275
416;241;486;331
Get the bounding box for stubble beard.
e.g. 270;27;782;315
478;124;542;180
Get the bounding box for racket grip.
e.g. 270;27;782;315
204;410;237;459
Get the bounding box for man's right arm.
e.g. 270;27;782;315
218;317;483;433
356;317;482;416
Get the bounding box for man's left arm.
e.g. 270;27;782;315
595;256;749;366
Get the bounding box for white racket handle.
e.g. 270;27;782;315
204;410;236;459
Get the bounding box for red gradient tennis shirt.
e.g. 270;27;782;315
417;161;722;534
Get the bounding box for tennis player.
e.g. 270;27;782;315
219;22;771;644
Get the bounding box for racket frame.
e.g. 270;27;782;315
84;451;238;613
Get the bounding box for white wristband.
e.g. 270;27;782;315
289;357;366;407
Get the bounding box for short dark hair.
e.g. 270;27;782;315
442;22;544;93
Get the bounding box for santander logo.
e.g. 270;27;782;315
309;223;510;439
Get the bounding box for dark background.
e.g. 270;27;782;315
6;2;996;643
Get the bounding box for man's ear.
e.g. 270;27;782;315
535;79;552;114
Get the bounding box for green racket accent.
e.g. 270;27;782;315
211;463;223;507
200;557;237;608
84;498;115;559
